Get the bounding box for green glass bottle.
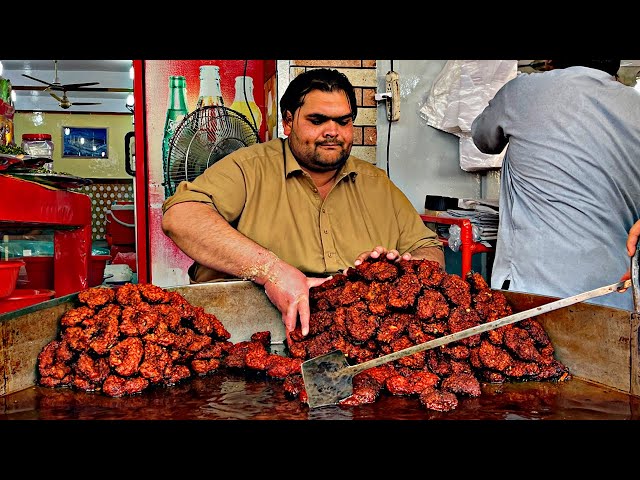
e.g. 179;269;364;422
162;75;189;198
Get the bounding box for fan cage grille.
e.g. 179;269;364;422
164;105;261;197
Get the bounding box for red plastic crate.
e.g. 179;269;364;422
106;202;135;246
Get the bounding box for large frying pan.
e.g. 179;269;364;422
301;248;640;409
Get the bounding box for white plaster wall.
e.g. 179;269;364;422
375;60;500;212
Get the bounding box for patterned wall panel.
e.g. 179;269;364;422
74;180;134;241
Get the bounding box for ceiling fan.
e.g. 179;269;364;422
50;90;101;110
21;60;101;92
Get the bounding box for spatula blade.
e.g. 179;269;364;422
301;350;353;409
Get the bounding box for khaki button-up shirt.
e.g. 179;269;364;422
163;138;441;280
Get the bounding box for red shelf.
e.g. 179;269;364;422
0;175;92;297
420;214;494;279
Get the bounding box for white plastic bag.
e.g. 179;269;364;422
420;60;517;172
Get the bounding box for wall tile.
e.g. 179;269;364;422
351;145;376;164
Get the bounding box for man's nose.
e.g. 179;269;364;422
323;120;340;137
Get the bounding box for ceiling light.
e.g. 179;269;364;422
126;93;134;114
130;65;134;80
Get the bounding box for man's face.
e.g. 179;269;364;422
283;90;354;173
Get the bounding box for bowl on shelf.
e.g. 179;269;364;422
0;288;55;314
0;260;26;298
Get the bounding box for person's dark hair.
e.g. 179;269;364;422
551;59;621;77
280;68;358;121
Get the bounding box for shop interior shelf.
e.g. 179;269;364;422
0;174;92;296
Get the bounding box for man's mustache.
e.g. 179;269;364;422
317;139;343;146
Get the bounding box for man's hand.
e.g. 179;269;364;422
354;246;409;266
354;245;445;269
260;260;330;343
618;220;640;293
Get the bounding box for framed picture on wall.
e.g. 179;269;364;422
62;126;109;159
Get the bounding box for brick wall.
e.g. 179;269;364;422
289;60;377;164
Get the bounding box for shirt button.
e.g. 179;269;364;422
322;208;326;213
328;253;333;258
324;230;328;234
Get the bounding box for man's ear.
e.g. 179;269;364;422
282;112;293;135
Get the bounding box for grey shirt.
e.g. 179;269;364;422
471;66;640;310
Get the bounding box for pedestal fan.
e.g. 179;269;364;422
164;105;261;197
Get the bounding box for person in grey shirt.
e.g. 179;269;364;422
471;59;640;310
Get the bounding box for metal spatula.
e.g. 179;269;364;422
301;259;637;409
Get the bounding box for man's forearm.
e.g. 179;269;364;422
409;245;445;268
162;202;280;285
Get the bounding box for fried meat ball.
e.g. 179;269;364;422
503;327;549;365
419;388;459;412
340;373;384;405
60;305;95;327
38;341;72;381
364;281;392;316
244;342;270;371
466;271;490;292
77;286;115;309
76;352;110;384
376;313;411;344
388;273;421;309
474;289;512;322
417;260;446;287
139;342;171;383
416;289;450;320
386;370;439;396
478;340;514;372
266;356;302;379
441;372;481;397
447;307;482;346
308;310;335;336
352;258;399;282
109;337;144;377
345;301;379;342
102;374;149;397
86;305;121;355
283;374;305;400
191;307;231;340
440;274;471;308
115;283;142;306
138;283;172;303
251;330;271;347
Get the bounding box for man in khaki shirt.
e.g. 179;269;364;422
162;68;443;342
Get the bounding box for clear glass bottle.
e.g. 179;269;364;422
230;75;262;133
196;65;224;109
162;75;189;198
195;65;225;140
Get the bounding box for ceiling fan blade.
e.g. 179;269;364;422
71;102;102;106
22;74;54;87
64;81;101;90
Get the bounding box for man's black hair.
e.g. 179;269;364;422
280;68;358;121
551;59;621;77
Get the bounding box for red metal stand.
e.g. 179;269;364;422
420;214;494;278
0;175;92;297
